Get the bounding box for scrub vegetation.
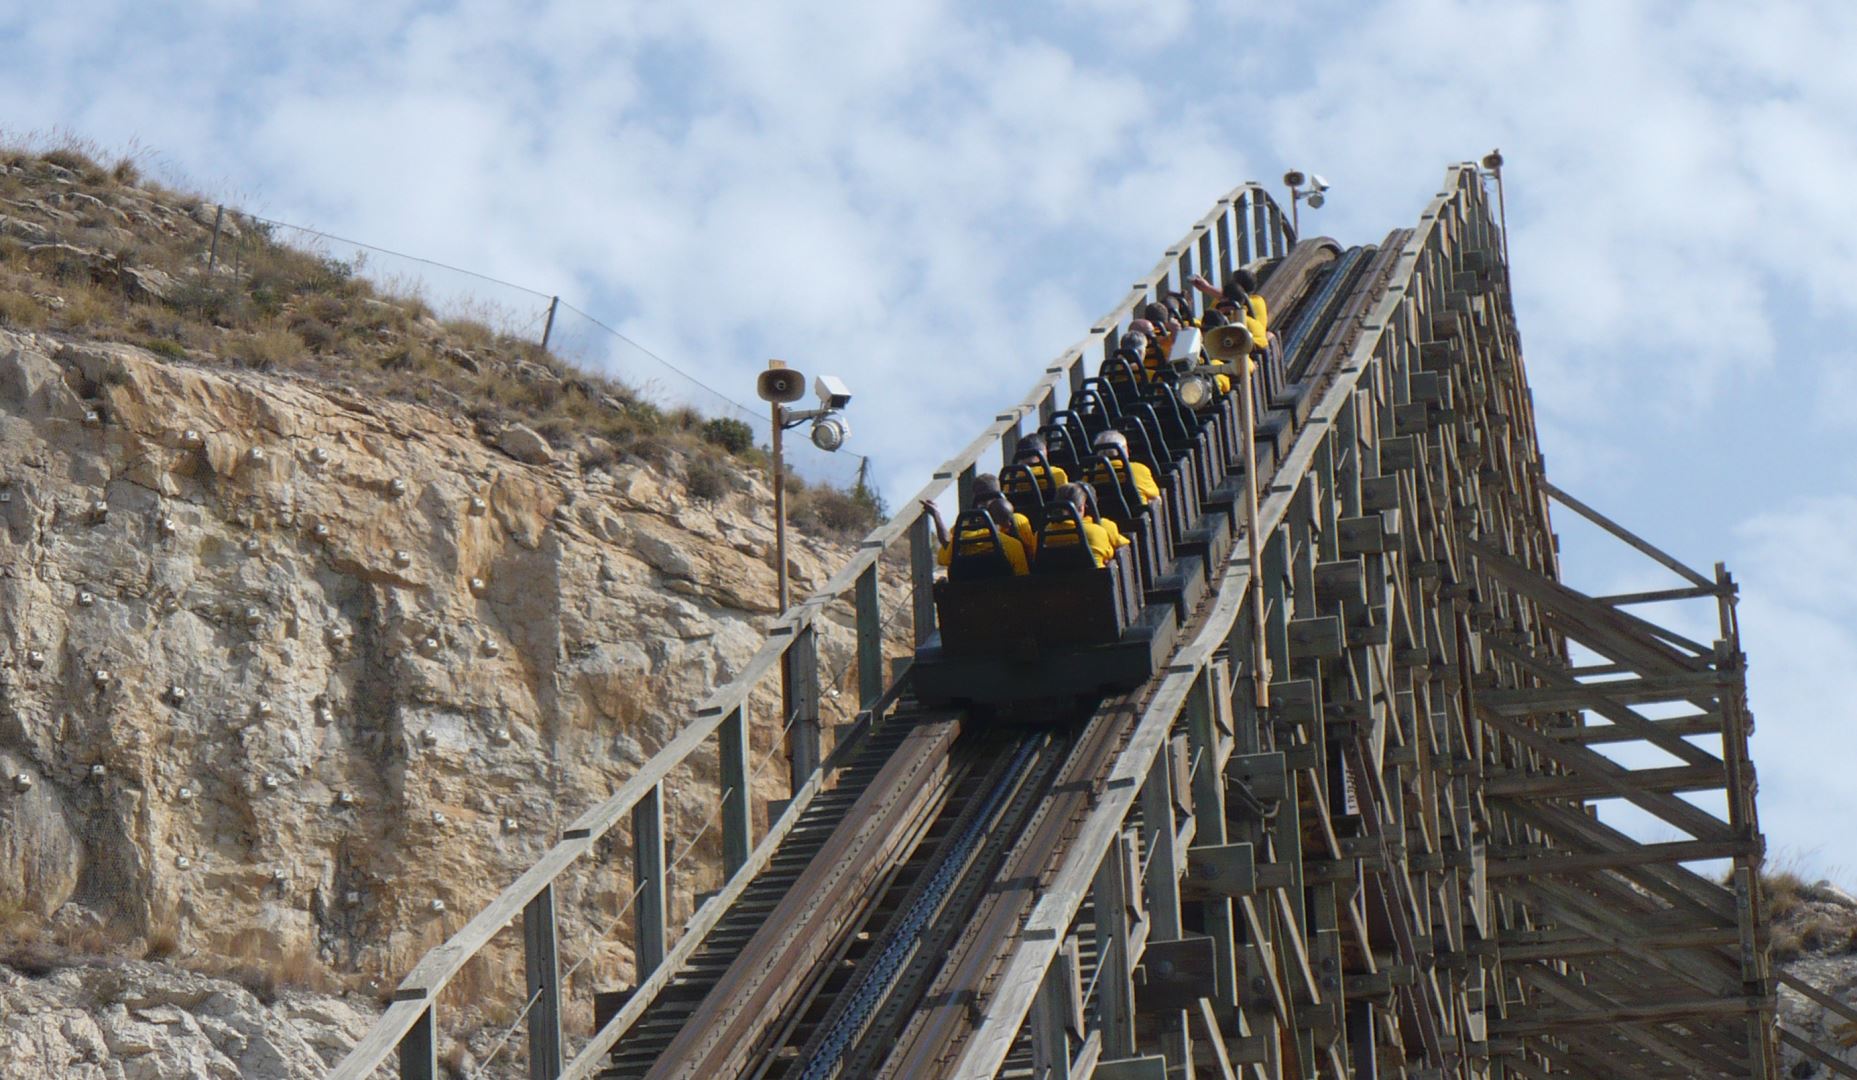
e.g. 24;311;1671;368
0;138;885;537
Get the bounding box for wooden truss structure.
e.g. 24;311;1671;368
330;166;1850;1079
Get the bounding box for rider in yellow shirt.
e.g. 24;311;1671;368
1090;431;1160;504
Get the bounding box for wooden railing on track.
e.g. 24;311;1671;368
328;184;1297;1080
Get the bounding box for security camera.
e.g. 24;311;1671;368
1167;327;1203;375
810;413;850;452
1310;174;1330;192
1283;170;1306;188
814;375;852;409
757;367;806;404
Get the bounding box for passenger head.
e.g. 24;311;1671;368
1230;269;1259;293
1163;292;1193;321
1120;327;1150;354
1201;307;1229;329
1056;482;1089;512
981;496;1016;528
1093;430;1129;456
1014;434;1047;461
972;473;1001;501
1142;301;1176;330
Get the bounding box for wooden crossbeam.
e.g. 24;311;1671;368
1493;799;1740;924
1477;704;1733;842
1512;964;1737;1077
1479;671;1728;713
1492;922;1742;962
1536;477;1715;589
1486;762;1726;800
1465;537;1710;673
1486;837;1753;879
1489;994;1769;1037
1485;641;1723;768
1546;712;1722;745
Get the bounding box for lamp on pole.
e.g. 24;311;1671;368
1282;170;1332;236
756;361;855;614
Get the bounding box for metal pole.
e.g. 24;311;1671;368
207;205;225;274
540;295;560;350
1288;191;1298;238
773;401;789;615
1239;356;1271;710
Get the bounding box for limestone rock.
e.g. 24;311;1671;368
0;325;907;1063
0;960;373;1079
498;422;554;464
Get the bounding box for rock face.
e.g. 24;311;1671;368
0;326;904;1071
0;959;374;1079
1776;879;1857;1077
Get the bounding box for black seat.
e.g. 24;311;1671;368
946;509;1017;582
1036;423;1085;474
1033;502;1099;574
1097;353;1146;410
999;461;1050;510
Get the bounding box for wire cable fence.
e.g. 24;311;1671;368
219;212;869;489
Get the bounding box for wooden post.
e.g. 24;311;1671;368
783;625;820;792
400;1006;437;1080
1239;351;1271;709
855;565;883;709
910;512;936;645
719;705;751;876
1030;937;1082;1080
1095;835;1139;1059
633;786;666;977
1188;665;1239;1012
540;295;560;350
523;884;564;1079
772;398;790;614
207;205;225;274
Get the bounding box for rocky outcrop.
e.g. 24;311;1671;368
0;959;374;1079
0;326;905;1072
1776;879;1857;1077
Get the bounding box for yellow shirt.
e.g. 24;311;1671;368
1248;294;1269;336
1037;517;1115;568
938;527;1029;575
1095;515;1131;550
1011;463;1069;495
1094;457;1161;505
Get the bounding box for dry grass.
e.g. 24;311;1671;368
1760;869;1857;962
0;140;884;538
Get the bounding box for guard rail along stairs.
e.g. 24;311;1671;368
330;164;1846;1078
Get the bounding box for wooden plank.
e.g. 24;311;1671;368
633;785;666;977
523;885;564;1079
1489;994;1768;1036
1478;705;1732;841
1538;477;1715;589
1486;762;1726;800
1487;838;1753;878
1779;1026;1857;1078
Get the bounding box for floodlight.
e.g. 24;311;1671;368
810;414;850;452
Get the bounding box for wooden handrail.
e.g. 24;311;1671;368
329;181;1297;1079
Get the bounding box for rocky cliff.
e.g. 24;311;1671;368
0;323;903;1076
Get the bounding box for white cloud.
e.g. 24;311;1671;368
2;1;1855;870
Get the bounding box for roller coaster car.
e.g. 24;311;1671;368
911;505;1179;709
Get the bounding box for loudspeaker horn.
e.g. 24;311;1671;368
757;367;806;404
1203;323;1254;362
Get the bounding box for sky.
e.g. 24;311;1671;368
2;0;1854;876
